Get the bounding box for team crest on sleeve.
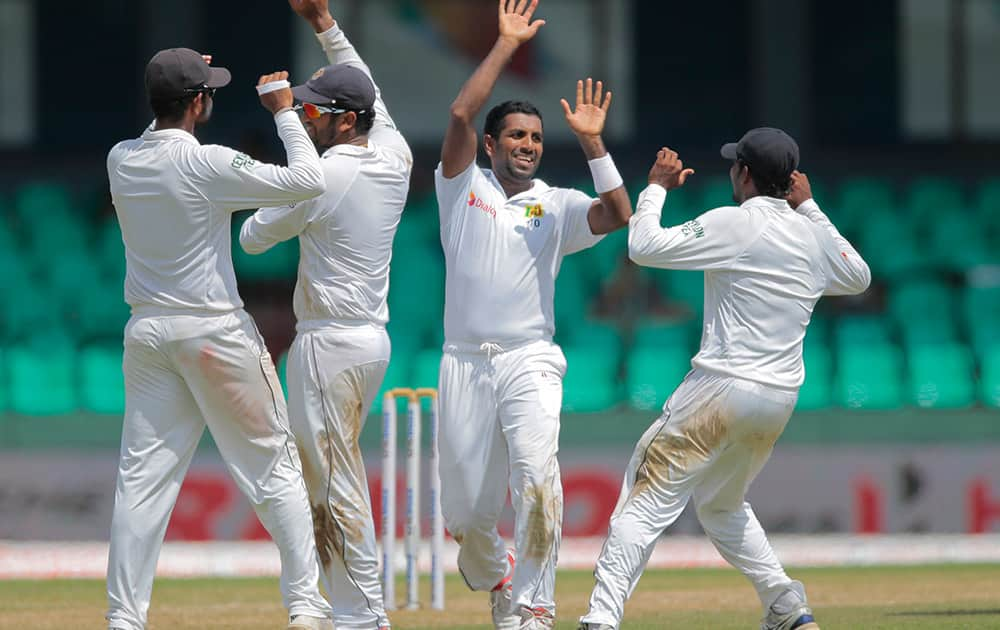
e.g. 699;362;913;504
230;153;257;171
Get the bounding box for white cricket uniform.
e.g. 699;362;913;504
105;110;330;630
239;24;411;630
581;185;871;628
435;161;604;616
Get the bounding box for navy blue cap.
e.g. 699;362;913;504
292;64;375;113
721;127;800;183
145;48;230;101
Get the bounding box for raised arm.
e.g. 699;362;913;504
560;78;632;235
441;0;546;178
289;0;408;158
787;171;871;295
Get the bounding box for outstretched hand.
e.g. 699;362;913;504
498;0;546;46
288;0;334;32
648;147;694;190
560;78;611;138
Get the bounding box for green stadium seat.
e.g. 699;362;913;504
14;181;75;225
834;343;904;409
562;347;619;413
79;343;125;414
555;257;593;328
388;244;445;344
980;346;1000;408
625;346;689;411
834;315;891;347
905;178;964;227
836;177;895;230
410;348;441;390
924;213;994;272
7;337;78;415
889;280;959;346
907;343;975;409
75;279;131;343
44;252;103;316
97;216;127;282
1;281;62;344
961;284;1000;356
858;214;926;279
798;342;833;411
973;179;1000;233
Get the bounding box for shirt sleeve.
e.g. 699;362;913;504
559;189;605;255
434;160;481;227
239;200;313;254
628;184;753;270
190;109;326;211
796;198;872;295
315;24;412;167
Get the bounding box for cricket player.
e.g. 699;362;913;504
578;129;872;630
240;0;412;627
435;1;632;627
106;49;334;630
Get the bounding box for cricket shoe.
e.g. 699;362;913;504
518;606;554;629
491;550;519;630
761;581;819;630
287;615;335;630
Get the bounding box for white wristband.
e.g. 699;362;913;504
588;153;624;194
256;79;290;95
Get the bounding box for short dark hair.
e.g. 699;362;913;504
150;94;197;123
740;160;793;198
353;109;375;135
484;100;543;139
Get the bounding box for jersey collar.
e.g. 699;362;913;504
143;126;200;145
482;168;550;201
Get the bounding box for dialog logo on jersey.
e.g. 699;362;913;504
468;191;497;219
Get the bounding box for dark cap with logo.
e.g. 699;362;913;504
292;64;376;113
720;127;799;184
145;48;231;101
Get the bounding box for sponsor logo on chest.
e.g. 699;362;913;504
468;191;497;219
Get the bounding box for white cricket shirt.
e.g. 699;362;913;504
107;110;325;314
239;24;412;331
435;161;603;348
629;184;871;389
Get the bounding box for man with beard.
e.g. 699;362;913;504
106;50;332;629
239;1;412;628
433;1;632;627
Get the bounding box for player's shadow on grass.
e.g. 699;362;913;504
887;610;1000;617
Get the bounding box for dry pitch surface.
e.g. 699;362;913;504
3;565;1000;629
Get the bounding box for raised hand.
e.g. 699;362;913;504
288;0;334;32
498;0;546;46
786;170;813;209
560;78;611;138
257;71;293;115
648;147;694;190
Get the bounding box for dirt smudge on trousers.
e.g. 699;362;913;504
524;484;560;562
197;343;273;438
632;408;729;496
311;498;365;569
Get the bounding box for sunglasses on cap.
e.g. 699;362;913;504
293;102;348;119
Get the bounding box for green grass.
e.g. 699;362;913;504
3;565;1000;628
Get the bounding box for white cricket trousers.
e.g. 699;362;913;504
438;340;567;615
581;369;799;628
106;309;330;630
286;324;391;630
